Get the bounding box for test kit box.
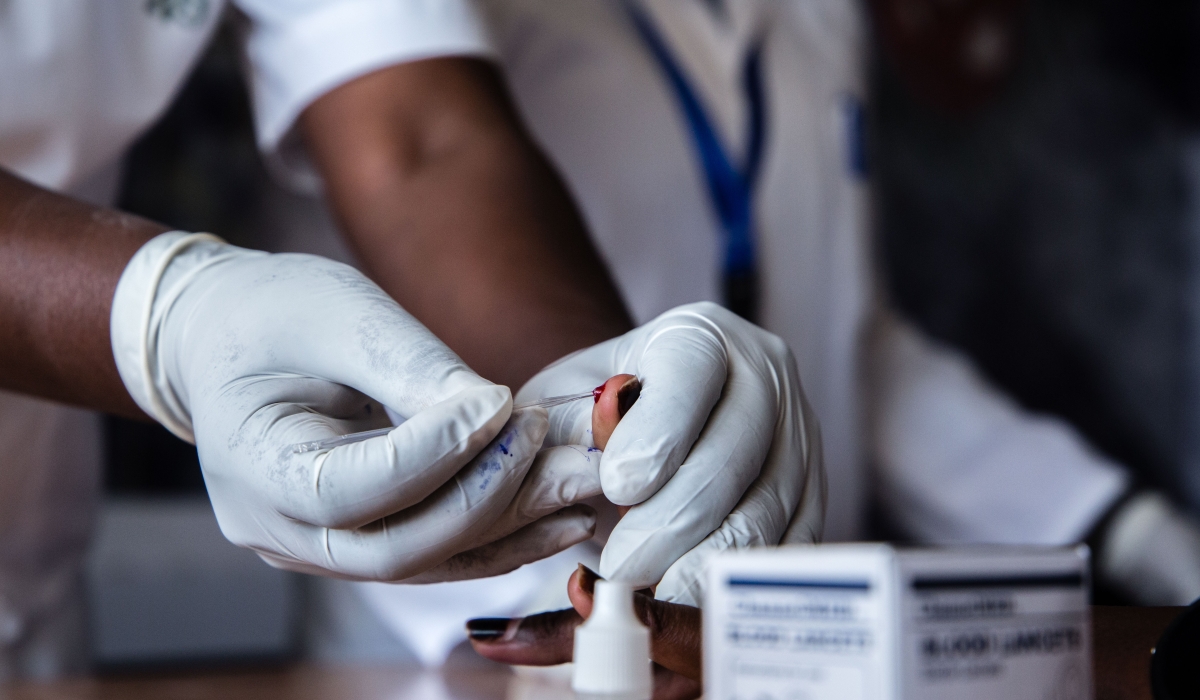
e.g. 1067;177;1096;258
705;544;1091;700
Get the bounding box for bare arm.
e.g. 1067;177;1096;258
300;58;632;388
0;169;165;417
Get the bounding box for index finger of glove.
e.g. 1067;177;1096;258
398;442;604;582
330;408;547;580
281;384;514;529
253;408;547;580
485;444;605;539
600;321;729;505
653;371;823;607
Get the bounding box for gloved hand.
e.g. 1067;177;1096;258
1098;491;1200;605
401;440;604;583
517;301;826;606
109;232;595;581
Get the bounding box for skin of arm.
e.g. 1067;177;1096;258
0;168;165;418
300;57;632;388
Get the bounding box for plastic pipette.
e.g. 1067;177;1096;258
290;390;595;454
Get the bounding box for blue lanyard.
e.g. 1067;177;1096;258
624;1;766;321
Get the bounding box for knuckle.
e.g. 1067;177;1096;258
376;555;419;582
687;300;725;317
761;331;790;359
639;596;669;636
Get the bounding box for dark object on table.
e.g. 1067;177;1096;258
1151;600;1200;699
1093;606;1179;700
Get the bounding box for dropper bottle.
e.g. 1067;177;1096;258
572;580;653;700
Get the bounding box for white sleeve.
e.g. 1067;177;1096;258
234;0;493;189
866;309;1131;545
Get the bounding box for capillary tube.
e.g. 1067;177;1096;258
290;390;596;455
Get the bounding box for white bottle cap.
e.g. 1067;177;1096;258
572;580;653;700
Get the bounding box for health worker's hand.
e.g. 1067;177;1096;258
517;302;826;605
109;232;595;581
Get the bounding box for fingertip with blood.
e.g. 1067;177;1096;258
568;563;600;617
591;373;641;451
591;374;641;517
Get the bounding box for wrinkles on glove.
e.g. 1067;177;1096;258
516;301;824;604
601;368;776;587
236;383;514;530
487;441;605;533
600;325;728;505
119;234;588;582
253;408;548;581
404;505;596;583
655;364;825;606
399;378;649;584
402;435;607;583
408;375;635;583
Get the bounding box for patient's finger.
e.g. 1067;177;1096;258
592;374;641;449
468;566;702;685
466;606;701;700
568;565;702;682
654;667;703;700
467;608;580;666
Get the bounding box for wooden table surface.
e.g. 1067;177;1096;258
1;665;522;700
1093;606;1181;700
2;606;1184;700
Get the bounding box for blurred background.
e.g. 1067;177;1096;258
92;0;1200;672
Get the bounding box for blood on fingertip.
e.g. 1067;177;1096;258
592;374;641;451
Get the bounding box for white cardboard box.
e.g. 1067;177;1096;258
705;544;1091;700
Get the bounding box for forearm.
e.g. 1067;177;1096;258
0;169;165;417
866;307;1129;544
301;58;632;388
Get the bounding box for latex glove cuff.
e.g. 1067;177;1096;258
110;231;232;442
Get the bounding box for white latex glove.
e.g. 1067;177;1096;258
110;232;595;581
403;444;605;582
1098;491;1200;605
517;301;826;606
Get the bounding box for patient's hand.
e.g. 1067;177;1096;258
468;565;702;700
